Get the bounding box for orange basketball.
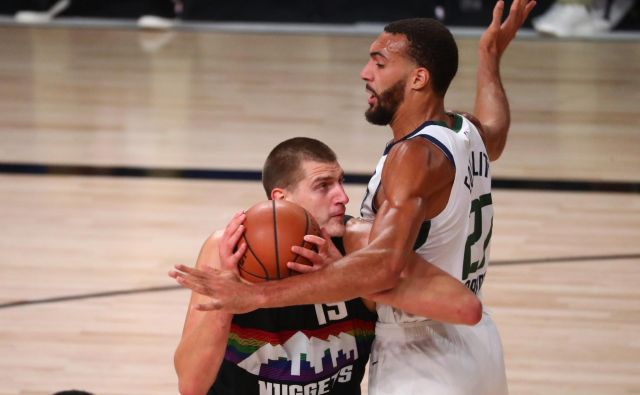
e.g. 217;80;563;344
238;200;320;283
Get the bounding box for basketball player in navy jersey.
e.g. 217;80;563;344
171;1;535;394
173;137;482;395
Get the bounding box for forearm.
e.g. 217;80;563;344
255;243;402;308
252;202;423;309
175;311;232;395
369;279;481;325
366;254;482;325
475;51;510;161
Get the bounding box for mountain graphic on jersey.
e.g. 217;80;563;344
225;320;374;382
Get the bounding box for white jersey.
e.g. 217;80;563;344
360;114;493;324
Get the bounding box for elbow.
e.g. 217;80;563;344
376;252;405;290
178;381;206;395
177;381;194;395
488;142;505;162
486;134;507;162
478;120;508;162
176;369;200;395
175;355;215;395
458;294;483;325
177;374;213;395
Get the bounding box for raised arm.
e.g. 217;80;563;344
173;213;246;395
474;0;536;161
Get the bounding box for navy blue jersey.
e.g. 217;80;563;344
209;229;376;395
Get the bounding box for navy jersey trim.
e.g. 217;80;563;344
414;135;456;170
370;182;382;215
381;120;457;169
383;120;443;155
413;221;431;250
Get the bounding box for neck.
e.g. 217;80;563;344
389;97;449;141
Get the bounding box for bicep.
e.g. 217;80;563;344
367;197;426;257
367;140;448;256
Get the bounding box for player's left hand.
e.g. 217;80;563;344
287;228;343;274
479;0;536;61
169;264;259;313
218;210;247;273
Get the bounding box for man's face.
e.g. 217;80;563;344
283;160;349;238
360;32;413;125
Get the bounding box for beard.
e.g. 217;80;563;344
365;79;406;126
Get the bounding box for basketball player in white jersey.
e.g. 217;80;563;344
171;1;536;394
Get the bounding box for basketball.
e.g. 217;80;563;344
238;199;320;283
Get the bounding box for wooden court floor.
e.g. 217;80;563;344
0;24;639;395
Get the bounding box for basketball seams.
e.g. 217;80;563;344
271;199;281;280
239;233;270;280
239;200;315;283
289;208;311;276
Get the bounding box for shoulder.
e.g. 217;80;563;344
345;216;373;232
196;230;224;269
203;230;223;251
387;132;454;167
457;112;488;143
343;217;373;253
382;136;454;194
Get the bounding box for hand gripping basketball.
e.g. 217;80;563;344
238;200;320;282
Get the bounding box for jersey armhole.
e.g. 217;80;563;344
413;134;456;170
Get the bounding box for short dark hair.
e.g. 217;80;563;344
262;137;338;196
384;18;458;97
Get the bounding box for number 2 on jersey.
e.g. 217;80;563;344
463;193;493;282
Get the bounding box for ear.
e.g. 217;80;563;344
411;67;430;90
271;188;286;200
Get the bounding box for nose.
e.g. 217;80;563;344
336;185;349;205
360;61;372;82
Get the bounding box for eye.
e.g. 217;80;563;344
376;63;384;69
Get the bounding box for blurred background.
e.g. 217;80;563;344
2;0;639;30
0;1;638;395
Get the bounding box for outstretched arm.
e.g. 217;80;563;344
289;217;481;324
173;213;246;395
171;140;454;313
475;0;536;161
367;257;482;324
